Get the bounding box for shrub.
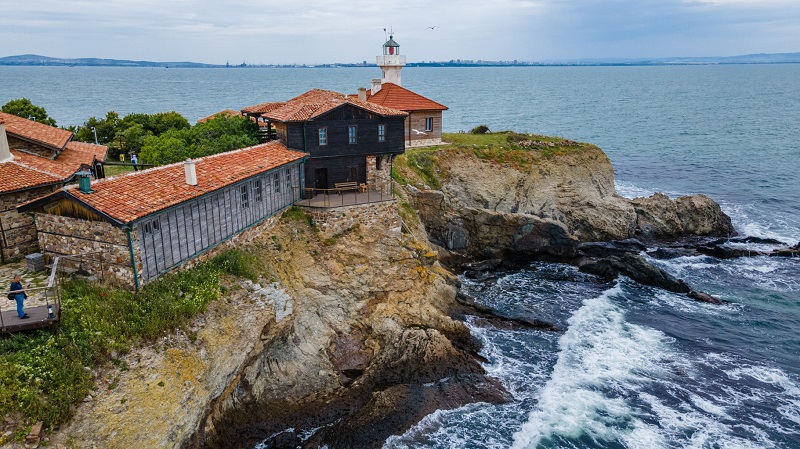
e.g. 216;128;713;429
469;124;490;134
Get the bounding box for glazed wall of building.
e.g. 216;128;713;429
135;162;302;282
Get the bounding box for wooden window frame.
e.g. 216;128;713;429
274;172;280;193
319;127;328;146
240;184;250;209
425;117;433;132
348;125;358;144
255;179;263;202
378;124;386;142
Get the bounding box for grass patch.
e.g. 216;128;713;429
0;250;254;430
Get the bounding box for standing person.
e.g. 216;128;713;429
130;154;139;171
9;274;28;319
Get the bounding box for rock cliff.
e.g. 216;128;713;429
400;135;734;264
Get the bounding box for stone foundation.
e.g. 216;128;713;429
300;201;400;237
406;138;444;148
0;186;60;262
366;155;393;193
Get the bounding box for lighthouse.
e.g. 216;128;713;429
373;34;406;93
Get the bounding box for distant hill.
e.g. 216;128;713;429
0;54;218;68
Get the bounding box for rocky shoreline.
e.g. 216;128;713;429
24;137;799;449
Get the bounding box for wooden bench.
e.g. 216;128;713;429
333;181;359;194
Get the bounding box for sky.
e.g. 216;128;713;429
1;0;799;64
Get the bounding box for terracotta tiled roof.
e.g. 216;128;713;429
0;162;61;194
198;109;240;123
0;140;106;194
366;83;448;112
241;102;287;115
262;89;407;123
32;141;307;224
0;111;73;152
11;142;107;179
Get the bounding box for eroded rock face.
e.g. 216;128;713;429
407;148;735;264
193;217;506;449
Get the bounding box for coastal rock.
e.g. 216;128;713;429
577;239;647;258
403;144;735;267
577;253;690;294
632;193;736;239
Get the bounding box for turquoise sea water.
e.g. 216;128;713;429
2;65;799;448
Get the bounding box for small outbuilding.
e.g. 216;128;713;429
19;141;307;289
0;112;107;262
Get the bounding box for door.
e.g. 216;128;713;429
314;168;328;189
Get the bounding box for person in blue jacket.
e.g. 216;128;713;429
9;274;29;319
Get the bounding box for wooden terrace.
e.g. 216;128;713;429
295;186;395;208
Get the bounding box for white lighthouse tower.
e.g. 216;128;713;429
373;34;406;94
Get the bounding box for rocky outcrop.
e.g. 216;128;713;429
404;146;735;264
192;214;506;448
631;192;736;239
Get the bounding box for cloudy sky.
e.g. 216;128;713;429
2;0;799;64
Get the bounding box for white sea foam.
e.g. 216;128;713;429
511;284;674;449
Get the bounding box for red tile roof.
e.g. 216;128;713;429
11;141;107;179
261;89;407;123
0;162;61;194
0;111;73;152
366;83;448;112
198;109;240;123
241;102;287;115
33;141;307;224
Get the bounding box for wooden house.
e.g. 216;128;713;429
244;89;407;193
0;112;107;262
19;141;307;289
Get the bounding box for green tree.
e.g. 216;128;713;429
1;98;57;126
140;132;191;165
74;111;121;145
114;123;153;155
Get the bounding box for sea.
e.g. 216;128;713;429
2;64;799;448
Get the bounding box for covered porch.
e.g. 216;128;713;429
295;186;395;208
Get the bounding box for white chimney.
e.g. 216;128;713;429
358;87;367;102
0;121;11;163
371;78;382;95
184;158;197;186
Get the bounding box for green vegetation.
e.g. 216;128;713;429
393;131;594;187
0;250;259;430
469;124;490;134
139;114;259;165
1;98;57;126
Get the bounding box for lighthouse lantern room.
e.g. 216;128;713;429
376;34;406;87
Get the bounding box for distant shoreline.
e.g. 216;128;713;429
2;52;800;68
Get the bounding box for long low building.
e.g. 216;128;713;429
19;141;307;289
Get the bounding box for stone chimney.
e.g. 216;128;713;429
184;158;197;186
0;119;11;163
358;87;367;102
371;78;382;95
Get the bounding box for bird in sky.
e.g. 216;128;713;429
427;26;439;30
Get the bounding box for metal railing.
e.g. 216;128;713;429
294;184;394;208
1;251;107;332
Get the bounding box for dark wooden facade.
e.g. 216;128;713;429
277;104;405;189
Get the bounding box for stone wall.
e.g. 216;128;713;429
33;213;136;287
0;186;60;261
365;155;392;193
300;200;400;237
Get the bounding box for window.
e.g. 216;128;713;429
254;179;263;202
376;156;383;171
378;124;386;142
425;117;433;132
143;218;160;234
274;173;280;193
318;127;328;146
286;169;291;189
240;185;249;208
348;125;357;144
347;166;358;181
